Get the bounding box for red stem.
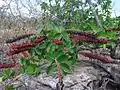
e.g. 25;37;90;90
6;47;31;56
80;52;112;63
70;35;108;44
52;39;63;45
55;60;62;83
66;30;97;39
22;51;29;57
0;63;17;68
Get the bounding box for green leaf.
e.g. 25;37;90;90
67;48;75;54
46;43;53;53
3;69;15;80
107;41;116;48
111;43;116;48
50;45;56;52
57;54;68;63
0;76;4;82
25;65;34;75
46;51;56;61
35;48;42;56
38;42;46;50
56;50;64;57
47;63;56;75
33;56;39;61
90;24;99;34
19;57;30;66
25;64;40;75
30;36;37;42
100;44;107;49
97;31;107;38
5;85;14;90
29;48;36;56
60;63;71;73
62;32;70;42
67;58;76;66
54;33;62;39
62;38;71;46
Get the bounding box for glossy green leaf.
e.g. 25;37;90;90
5;85;14;90
0;76;4;82
25;64;40;75
56;50;64;57
19;57;30;66
46;43;53;53
57;54;68;63
47;52;55;61
54;33;62;39
3;69;15;80
60;63;71;73
30;36;37;42
47;63;56;75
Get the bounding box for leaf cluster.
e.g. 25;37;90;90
19;26;76;76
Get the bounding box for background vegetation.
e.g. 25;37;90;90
0;0;120;89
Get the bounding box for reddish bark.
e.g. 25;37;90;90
11;43;18;49
33;37;45;44
10;43;33;50
66;30;97;39
80;52;112;63
22;51;29;57
6;37;45;56
0;63;16;68
70;35;108;44
6;47;31;56
52;39;63;45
